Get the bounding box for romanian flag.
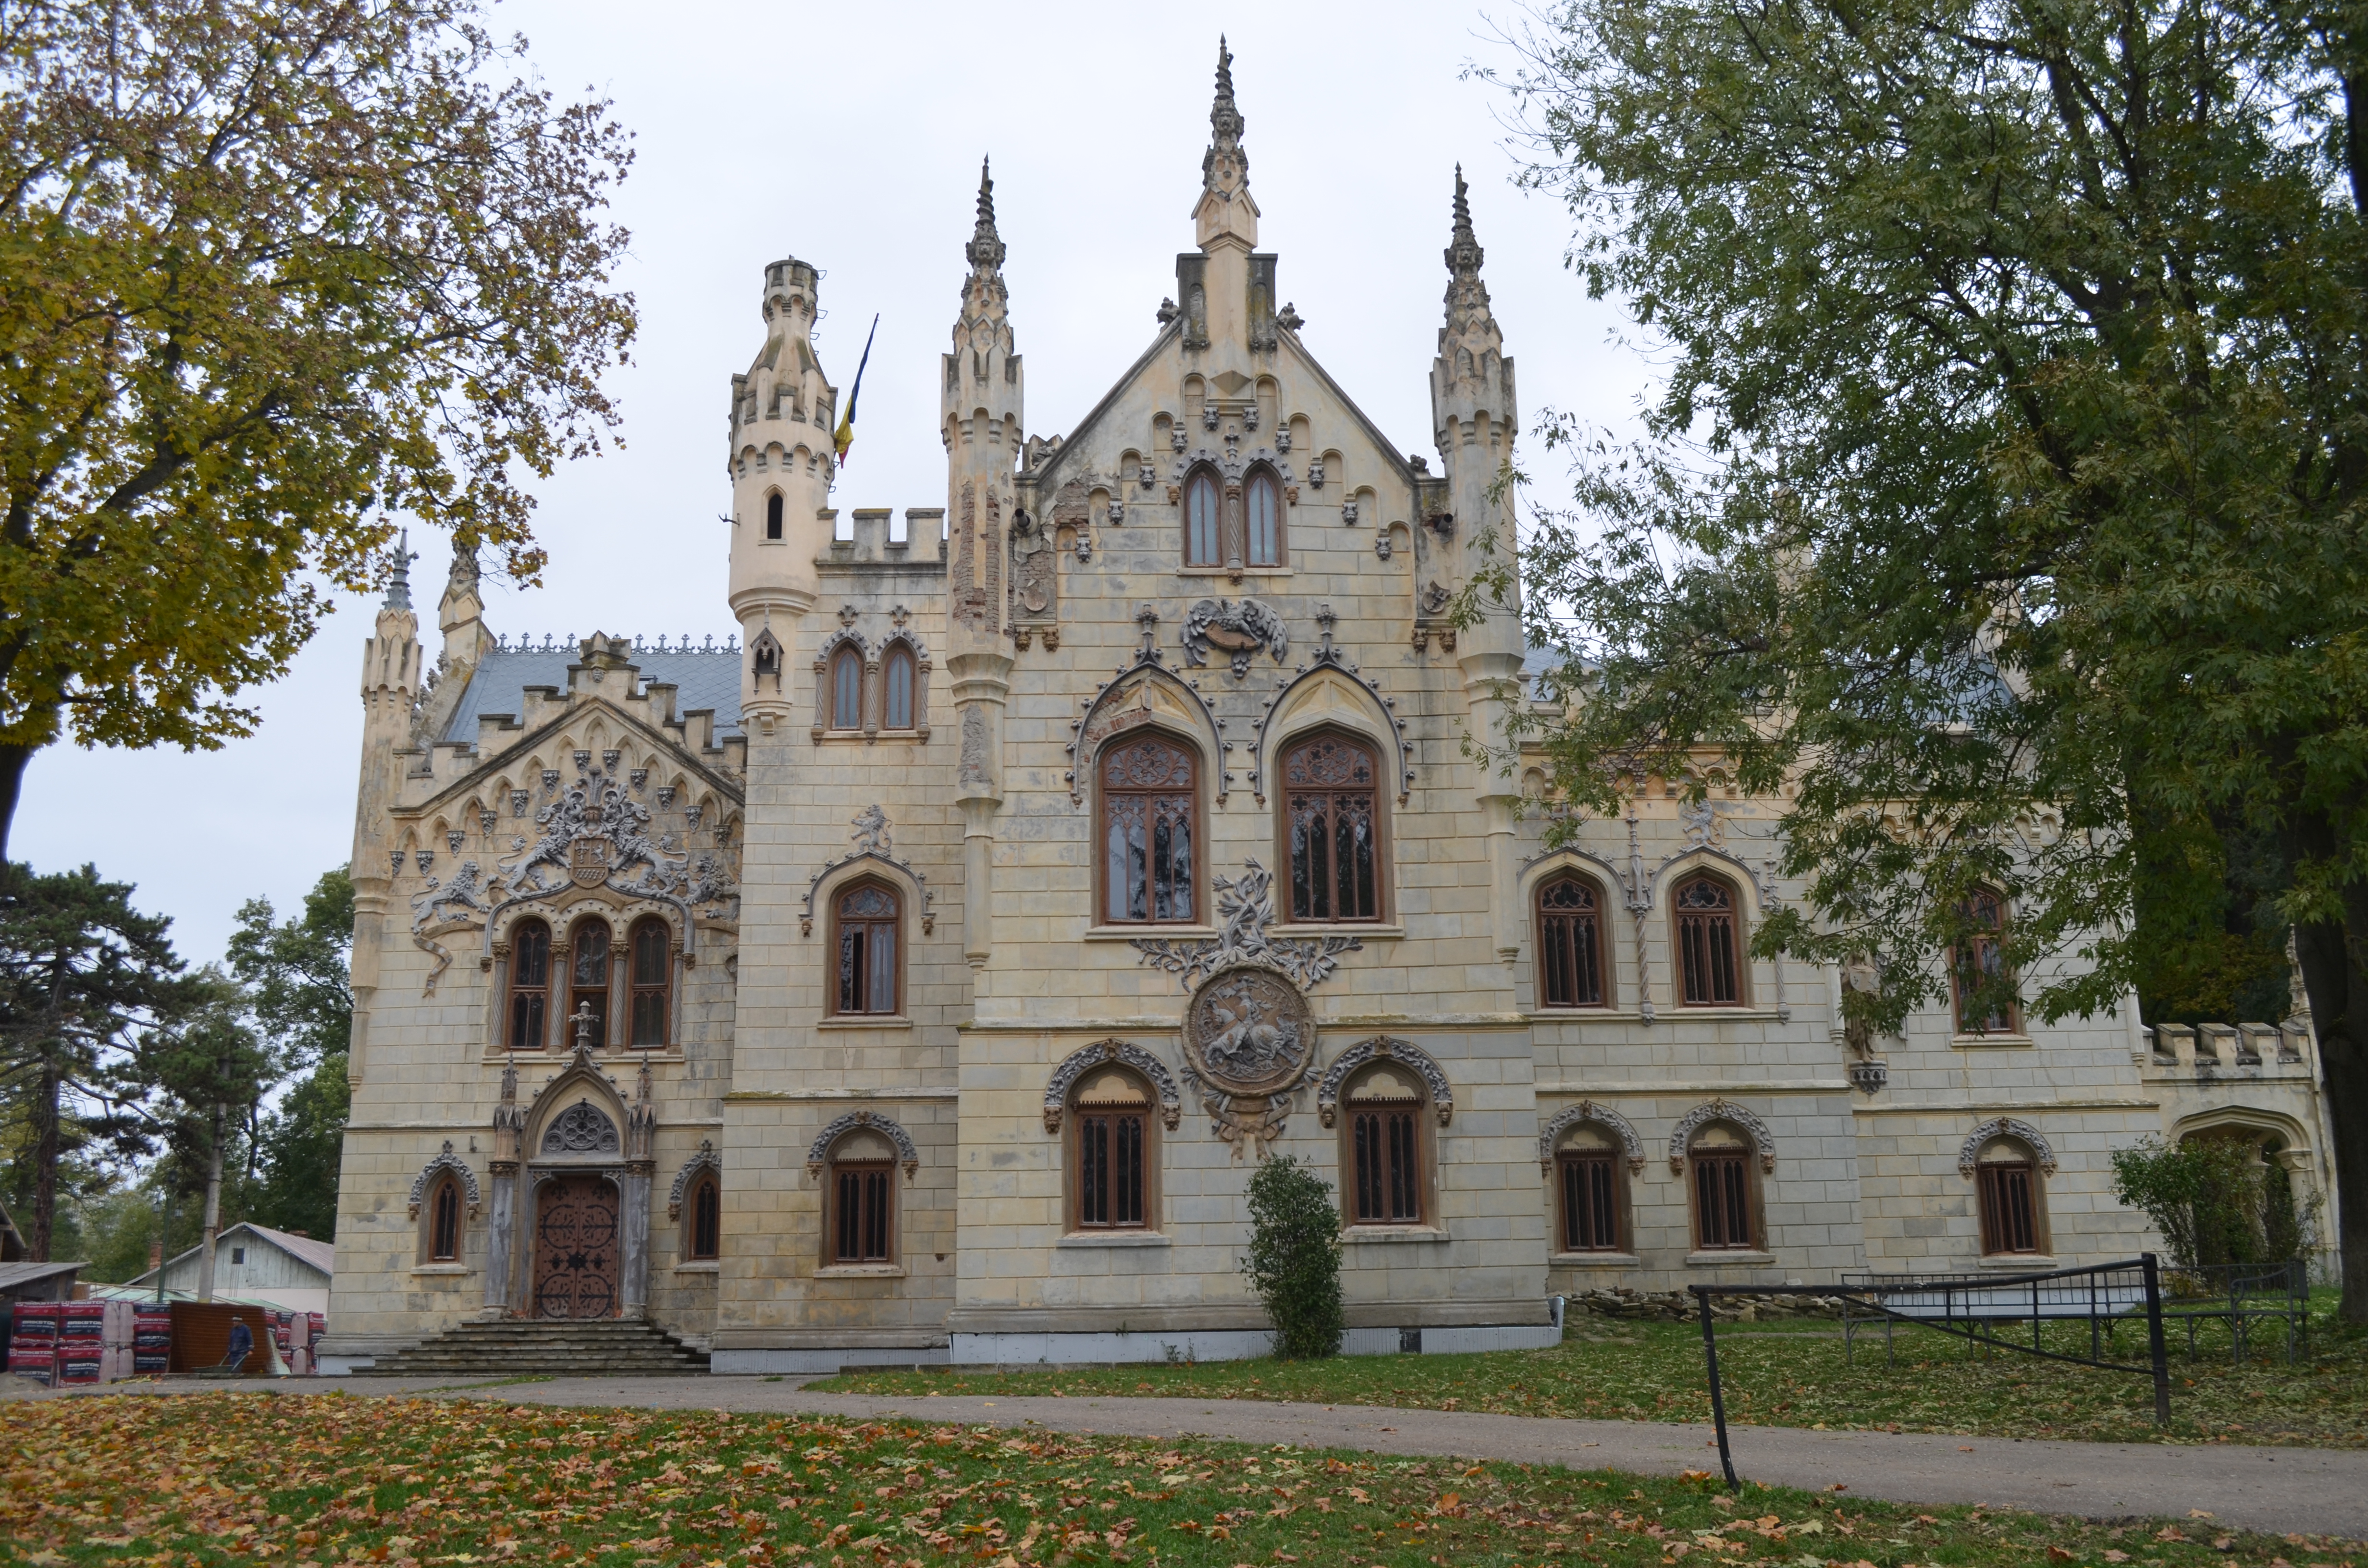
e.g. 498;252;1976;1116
834;313;880;468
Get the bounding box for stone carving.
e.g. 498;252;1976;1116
409;861;492;995
1043;1039;1184;1133
499;763;687;898
1847;1059;1891;1095
805;1110;920;1180
667;1140;721;1220
851;804;891;857
1131;858;1362;992
1678;795;1740;849
1009;506;1057;648
542;1100;622;1156
959;706;990;785
1373;529;1392;561
407;1140;482;1219
1182;597;1288;678
1317;1038;1453;1129
1958;1117;2057;1177
1666;1099;1776;1173
1181;966;1316;1153
799;836;936;936
1419;581;1452;616
1537;1101;1645;1174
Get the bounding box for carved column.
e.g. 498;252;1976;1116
485;1062;524;1317
620;1062;657;1318
950;650;1014;969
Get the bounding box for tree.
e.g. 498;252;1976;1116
1490;0;2368;1312
0;861;191;1257
0;0;637;855
229;867;352;1238
121;973;274;1298
1240;1155;1344;1360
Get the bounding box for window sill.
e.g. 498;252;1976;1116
1526;1009;1647;1023
1085;924;1217;941
1343;1225;1448;1244
410;1263;470;1277
815;1263;906;1279
817;1016;914;1030
1270;923;1402;940
1057;1231;1172;1249
1668;1006;1784;1019
482;1049;687;1064
1977;1253;2056;1269
1550;1251;1640;1267
1175;566;1294;578
674;1260;720;1275
1686;1250;1777;1267
1952;1032;2035;1048
812;732;929;744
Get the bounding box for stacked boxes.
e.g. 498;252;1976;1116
55;1301;111;1384
132;1305;171;1376
8;1302;61;1386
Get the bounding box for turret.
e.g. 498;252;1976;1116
728;255;838;725
1173;39;1276;370
349;534;424;1086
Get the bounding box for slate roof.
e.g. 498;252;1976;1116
441;647;744;745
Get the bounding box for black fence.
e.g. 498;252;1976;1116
1690;1255;2172;1490
2160;1259;2310;1363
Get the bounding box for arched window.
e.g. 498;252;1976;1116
1283;733;1382;922
1536;875;1606;1008
765;490;784;540
1672;874;1744;1005
1974;1136;2044;1255
1101;735;1198;924
1689;1121;1760;1250
1070;1067;1153;1231
830;882;900;1016
567;919;611;1045
1342;1064;1427;1226
1184;468;1222;567
507;919;551;1050
428;1175;464;1262
826;1129;900;1264
1555;1125;1628;1253
628;917;671;1048
1952;887;2017;1034
883;645;915;730
829;645;863;730
685;1170;721;1262
1245;469;1283;566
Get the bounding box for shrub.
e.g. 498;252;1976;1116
2109;1135;2312;1269
1241;1154;1344;1359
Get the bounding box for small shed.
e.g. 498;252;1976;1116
0;1259;84;1303
127;1223;334;1317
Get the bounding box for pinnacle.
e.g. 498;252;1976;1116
1446;164;1485;278
384;527;414;611
1209;35;1244;151
965;153;1005;271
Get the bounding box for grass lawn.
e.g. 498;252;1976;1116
1;1390;2359;1568
814;1296;2368;1449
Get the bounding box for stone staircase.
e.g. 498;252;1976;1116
358;1318;709;1378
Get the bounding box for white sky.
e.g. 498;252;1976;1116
15;0;1651;967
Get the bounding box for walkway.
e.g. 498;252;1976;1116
37;1374;2368;1541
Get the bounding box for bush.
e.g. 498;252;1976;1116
1241;1154;1344;1359
2109;1135;2313;1269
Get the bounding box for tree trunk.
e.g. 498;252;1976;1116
2285;810;2368;1323
197;1105;224;1302
0;741;33;864
29;1053;59;1262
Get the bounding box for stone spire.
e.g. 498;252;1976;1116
1193;37;1258;251
966;156;1005;273
1443;165;1492;330
383;528;413;610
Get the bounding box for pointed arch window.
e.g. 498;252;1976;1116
1245;468;1283;566
1100;735;1198;924
1975;1136;2044;1254
1184;468;1222;567
685;1170;721;1262
829;646;863;730
884;645;915;730
765;490;785;540
1536;874;1606;1008
507;919;551;1050
628;917;671;1048
830;882;901;1017
1673;874;1745;1005
1688;1121;1761;1250
567;919;611;1045
428;1175;464;1262
1283;733;1382;922
1951;887;2018;1034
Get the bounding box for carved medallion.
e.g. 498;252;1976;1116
1180;966;1315;1153
569;836;613;888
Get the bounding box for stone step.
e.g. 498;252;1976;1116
359;1317;709;1377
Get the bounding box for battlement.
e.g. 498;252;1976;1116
820;507;949;566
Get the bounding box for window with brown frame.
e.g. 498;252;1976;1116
1101;735;1197;924
507;919;551;1050
1690;1126;1758;1250
829;1162;893;1263
1245;468;1283;566
1952;887;2018;1034
830;882;900;1016
1071;1069;1152;1230
628;918;670;1047
883;645;916;730
1976;1141;2043;1254
428;1176;463;1262
829;646;863;730
567;920;611;1045
1537;875;1607;1007
1283;734;1382;922
1673;875;1744;1005
1344;1066;1426;1225
1184;467;1222;567
686;1171;721;1261
1557;1146;1625;1252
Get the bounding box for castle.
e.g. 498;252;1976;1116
319;48;2336;1372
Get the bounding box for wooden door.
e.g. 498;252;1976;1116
532;1175;619;1319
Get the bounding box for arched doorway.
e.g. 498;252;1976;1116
533;1174;620;1319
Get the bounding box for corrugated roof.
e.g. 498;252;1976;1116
126;1221;334;1288
442;648;744;745
0;1259;83;1290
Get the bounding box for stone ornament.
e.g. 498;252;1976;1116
1537;1101;1645;1175
1181;965;1316;1154
502;762;686;899
666;1139;721;1220
1131;858;1361;992
409;861;490;995
1317;1038;1453;1129
541;1099;622;1156
1043;1039;1184;1134
1181;598;1288;679
1666;1099;1776;1173
806;1111;921;1182
1958;1117;2057;1178
1066;652;1228;806
407;1140;482;1220
798;805;936;936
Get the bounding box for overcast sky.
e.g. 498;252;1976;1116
15;0;1654;967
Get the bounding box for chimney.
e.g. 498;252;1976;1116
148;1235;163;1272
287;1229;309;1238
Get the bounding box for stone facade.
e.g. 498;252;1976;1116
317;46;2339;1372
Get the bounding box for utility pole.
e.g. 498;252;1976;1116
196;1102;223;1303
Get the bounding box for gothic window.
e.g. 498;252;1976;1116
507;919;551;1050
1342;1064;1428;1226
628;917;670;1048
830;881;900;1017
765;490;784;540
884;645;916;730
829;1160;894;1263
829;645;863;730
1974;1136;2044;1255
1556;1128;1628;1253
1283;733;1382;922
685;1171;721;1262
1100;735;1198;924
1673;874;1745;1005
1536;874;1607;1008
1184;467;1222;567
1245;467;1283;566
1070;1067;1154;1231
1951;887;2018;1034
428;1175;464;1262
567;919;611;1045
1688;1121;1760;1250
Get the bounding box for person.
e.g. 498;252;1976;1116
222;1318;254;1373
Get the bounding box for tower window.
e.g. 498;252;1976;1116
1071;1070;1152;1230
829;646;863;730
1951;887;2018;1034
1975;1137;2045;1254
765;490;784;540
